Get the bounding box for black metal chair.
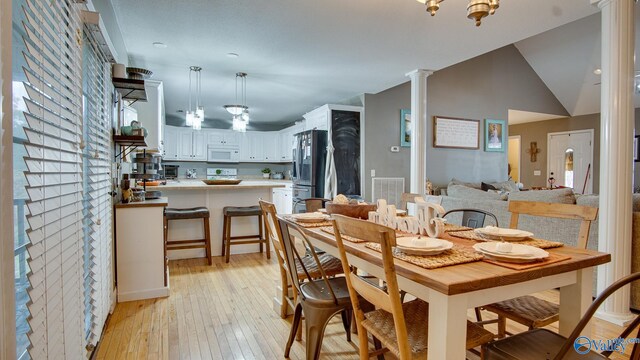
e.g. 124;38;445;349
482;271;640;360
277;218;353;360
443;208;499;228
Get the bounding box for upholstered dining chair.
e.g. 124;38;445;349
277;217;354;360
331;214;494;359
482;200;598;338
258;201;343;319
292;197;331;213
399;192;422;211
483;271;640;360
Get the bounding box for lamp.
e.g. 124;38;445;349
186;66;204;130
417;0;499;26
224;72;250;131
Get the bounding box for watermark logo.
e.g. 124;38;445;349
574;336;640;355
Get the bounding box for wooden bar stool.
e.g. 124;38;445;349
164;207;212;265
222;205;269;263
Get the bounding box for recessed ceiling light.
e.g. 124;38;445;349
226;53;239;58
153;42;168;48
594;68;602;75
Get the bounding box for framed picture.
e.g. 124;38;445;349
635;135;640;162
400;109;411;147
485;119;506;152
433;116;480;149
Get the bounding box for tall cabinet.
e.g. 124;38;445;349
132;80;165;152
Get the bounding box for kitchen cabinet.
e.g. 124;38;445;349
115;198;170;302
163;126;179;160
132;80;164;151
262;132;280;162
278;124;302;162
192;131;207;161
240;132;265;161
174;127;207;161
272;187;293;214
207;130;239;148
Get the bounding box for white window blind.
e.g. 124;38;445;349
20;0;85;358
81;26;113;347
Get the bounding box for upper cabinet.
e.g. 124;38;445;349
207;131;239;148
132;80;164;151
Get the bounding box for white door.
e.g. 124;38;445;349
548;130;593;194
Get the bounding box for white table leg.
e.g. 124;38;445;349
428;291;468;359
559;268;593;337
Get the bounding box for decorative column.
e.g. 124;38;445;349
593;0;635;326
406;69;433;195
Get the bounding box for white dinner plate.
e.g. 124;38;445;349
473;242;548;263
395;237;453;256
474;226;534;241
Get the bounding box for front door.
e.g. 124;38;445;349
548;130;593;194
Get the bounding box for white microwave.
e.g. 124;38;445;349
207;146;240;163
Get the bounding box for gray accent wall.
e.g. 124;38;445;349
363;45;569;199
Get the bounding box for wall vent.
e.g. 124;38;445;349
371;177;405;208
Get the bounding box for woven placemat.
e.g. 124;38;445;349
483;252;571;271
318;227;368;243
284;216;333;228
365;243;484;270
448;230;564;249
444;224;473;232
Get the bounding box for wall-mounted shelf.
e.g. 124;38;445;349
114;135;147;160
112;77;147;105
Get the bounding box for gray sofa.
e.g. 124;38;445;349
438;186;640;309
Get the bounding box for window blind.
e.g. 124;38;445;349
81;25;113;347
20;0;85;358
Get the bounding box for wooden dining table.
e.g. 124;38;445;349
278;216;611;359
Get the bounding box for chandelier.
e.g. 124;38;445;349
224;72;250;132
185;66;204;130
418;0;500;26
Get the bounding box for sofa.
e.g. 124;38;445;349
437;181;640;310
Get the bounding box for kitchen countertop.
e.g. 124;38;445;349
115;197;169;208
143;180;290;191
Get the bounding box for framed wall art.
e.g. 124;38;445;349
433;116;480;149
485;119;506;152
400;109;411;147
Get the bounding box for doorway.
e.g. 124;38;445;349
508;136;521;183
547;130;594;194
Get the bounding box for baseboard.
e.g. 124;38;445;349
117;287;170;302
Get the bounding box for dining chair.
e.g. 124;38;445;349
482;200;599;338
331;214;495;359
482;271;640;360
293;197;331;213
259;201;343;319
277;217;354;360
400;192;422;211
442;208;499;228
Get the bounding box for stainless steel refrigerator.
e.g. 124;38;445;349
292;130;327;212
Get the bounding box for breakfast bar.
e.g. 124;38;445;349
145;180;287;261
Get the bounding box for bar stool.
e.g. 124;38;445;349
222;205;269;263
164;207;212;265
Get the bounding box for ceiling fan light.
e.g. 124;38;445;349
425;0;440;16
488;0;499;15
467;0;491;26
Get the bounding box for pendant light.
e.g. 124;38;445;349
186;66;204;130
224;72;250;131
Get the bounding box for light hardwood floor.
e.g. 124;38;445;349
96;253;637;359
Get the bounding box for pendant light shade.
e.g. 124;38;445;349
224;72;250;131
186;66;204;130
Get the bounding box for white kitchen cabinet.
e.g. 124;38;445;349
177;129;193;159
263;132;280;162
132;80;164;151
240;132;265;161
173;126;206;161
192;131;207;161
207;130;239;148
163;126;179;160
272;187;293;214
278;124;302;162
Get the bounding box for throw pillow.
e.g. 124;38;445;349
447;184;504;201
508;188;576;204
481;182;498;192
490;180;520;192
449;178;482;190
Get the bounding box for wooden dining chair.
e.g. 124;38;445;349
482;200;599;338
483;271;640;360
293;197;331;213
332;214;494;359
259;200;343;319
277;217;354;360
400;192;422;211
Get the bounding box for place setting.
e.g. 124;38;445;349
284;212;333;227
450;225;565;249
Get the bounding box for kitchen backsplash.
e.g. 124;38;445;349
162;161;292;179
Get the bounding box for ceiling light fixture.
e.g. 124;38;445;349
186;66;204;130
224;72;250;131
418;0;499;26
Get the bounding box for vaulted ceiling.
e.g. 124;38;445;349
109;0;601;127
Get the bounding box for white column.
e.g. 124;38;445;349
0;0;16;358
593;0;635;326
406;69;433;195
